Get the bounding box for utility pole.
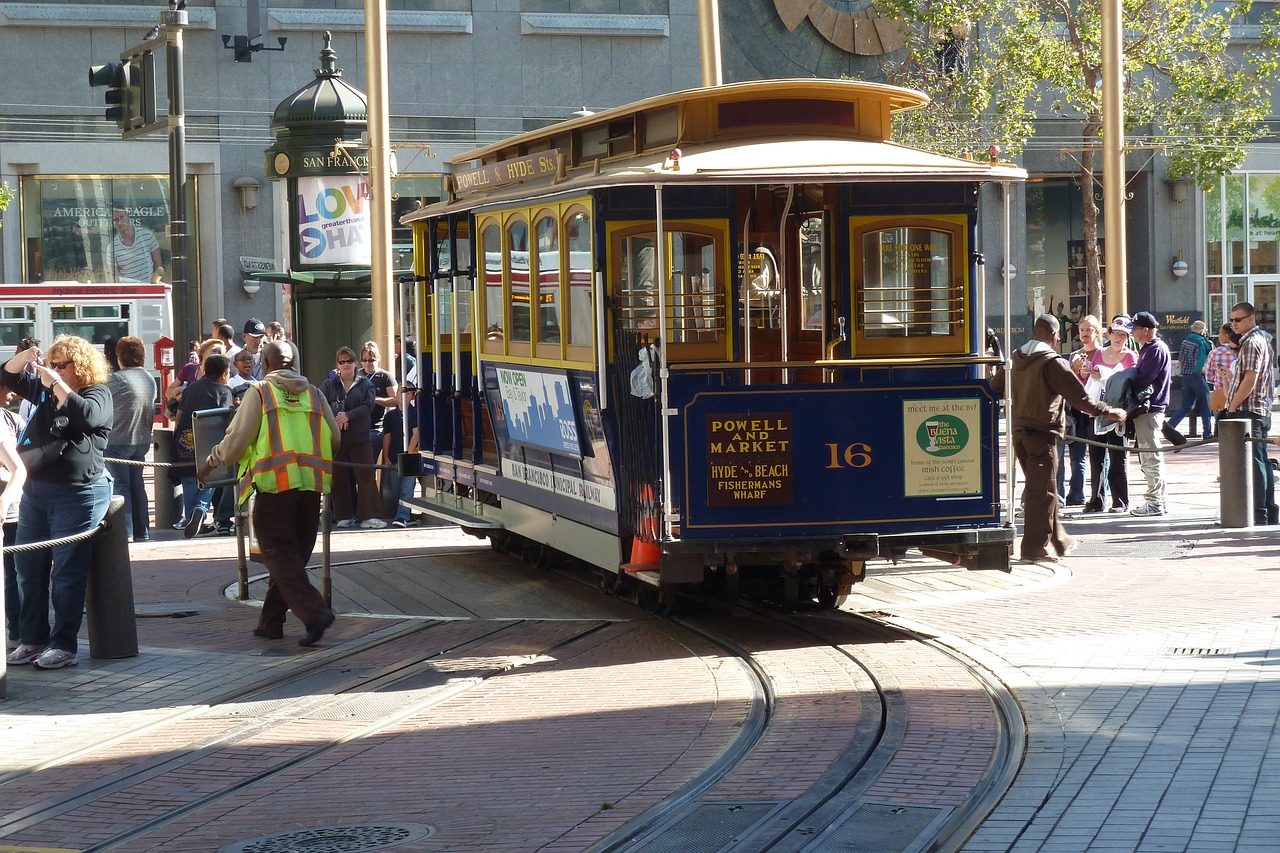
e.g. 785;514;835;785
364;0;395;366
162;6;188;322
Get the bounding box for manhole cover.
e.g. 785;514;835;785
221;823;435;852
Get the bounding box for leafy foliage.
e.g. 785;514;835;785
0;181;12;229
876;0;1280;316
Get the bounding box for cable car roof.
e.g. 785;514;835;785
402;79;1024;223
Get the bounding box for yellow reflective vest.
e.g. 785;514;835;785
236;381;334;503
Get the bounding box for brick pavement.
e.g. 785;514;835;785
854;440;1280;851
2;437;1275;852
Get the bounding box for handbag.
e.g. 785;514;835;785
1210;385;1227;412
15;399;71;473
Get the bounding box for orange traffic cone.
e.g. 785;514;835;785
622;485;661;573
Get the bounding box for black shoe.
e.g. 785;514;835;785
1161;423;1188;446
253;625;284;640
183;507;206;539
133;532;150;542
215;522;234;536
299;610;335;647
1082;500;1105;514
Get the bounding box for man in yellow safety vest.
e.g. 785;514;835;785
199;341;341;646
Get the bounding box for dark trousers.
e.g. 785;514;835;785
254;489;329;633
106;442;150;539
1013;428;1073;560
1088;428;1129;510
332;438;381;522
3;520;16;642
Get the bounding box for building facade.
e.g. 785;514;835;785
0;0;1267;359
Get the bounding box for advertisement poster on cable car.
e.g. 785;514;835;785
482;365;617;515
295;175;371;266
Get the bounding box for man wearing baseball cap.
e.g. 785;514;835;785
1127;311;1173;516
242;319;266;380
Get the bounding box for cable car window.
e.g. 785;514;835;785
619;234;657;330
671;231;720;342
508;219;531;344
567;211;593;348
480;222;503;345
613;221;728;358
536;215;561;344
800;217;825;331
852;216;966;355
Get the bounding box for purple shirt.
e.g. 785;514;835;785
1133;335;1172;413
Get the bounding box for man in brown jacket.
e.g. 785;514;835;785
994;314;1126;562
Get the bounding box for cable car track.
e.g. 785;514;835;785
1;554;1020;853
587;591;1024;853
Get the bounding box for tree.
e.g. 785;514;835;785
0;181;12;229
877;0;1280;319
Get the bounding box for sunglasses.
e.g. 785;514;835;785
337;359;355;365
360;358;376;362
49;361;70;370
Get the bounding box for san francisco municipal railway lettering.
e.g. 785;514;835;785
707;414;794;506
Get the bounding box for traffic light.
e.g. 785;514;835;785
89;61;136;131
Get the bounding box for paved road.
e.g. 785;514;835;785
2;436;1276;852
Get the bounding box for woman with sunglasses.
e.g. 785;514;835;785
3;334;114;670
321;347;385;529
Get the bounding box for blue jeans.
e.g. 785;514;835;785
14;477;112;654
180;475;213;525
106;442;150;539
1168;372;1214;437
395;472;416;522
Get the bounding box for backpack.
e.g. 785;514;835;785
1192;334;1212;374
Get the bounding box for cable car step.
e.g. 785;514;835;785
403;497;503;530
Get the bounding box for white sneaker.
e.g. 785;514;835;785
32;648;78;669
7;643;45;665
360;518;388;529
335;519;355;528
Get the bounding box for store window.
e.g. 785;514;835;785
20;176;172;283
1204;173;1280;342
1024;179;1103;347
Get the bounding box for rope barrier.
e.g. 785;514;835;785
102;457;394;471
2;520;107;554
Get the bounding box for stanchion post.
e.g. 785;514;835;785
152;427;182;529
235;498;249;600
87;495;139;659
321;492;332;606
1219;418;1253;529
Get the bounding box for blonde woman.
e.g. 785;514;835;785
2;335;114;670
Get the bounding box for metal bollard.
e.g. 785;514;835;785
87;495;139;659
1219;418;1253;529
152;427;182;529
